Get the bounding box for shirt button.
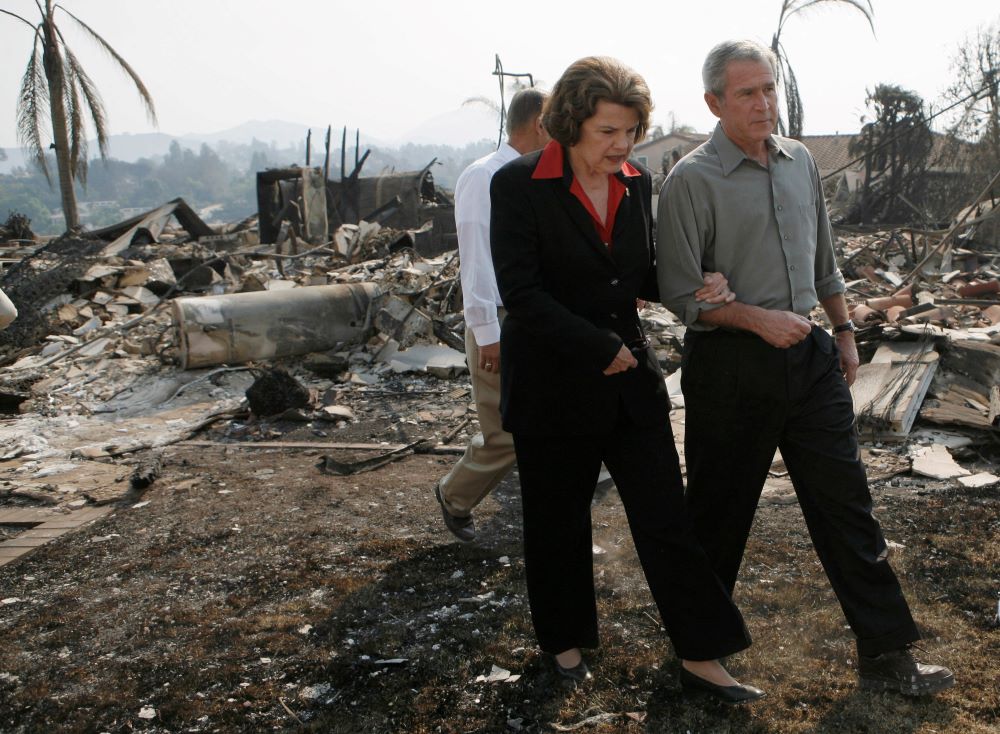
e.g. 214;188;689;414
783;234;790;240
610;278;620;286
777;205;783;211
789;265;797;271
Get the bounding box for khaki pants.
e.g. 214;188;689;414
438;311;515;517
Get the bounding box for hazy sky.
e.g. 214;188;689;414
1;0;998;149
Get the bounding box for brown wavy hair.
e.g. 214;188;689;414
542;56;652;147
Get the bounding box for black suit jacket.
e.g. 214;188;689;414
490;148;669;435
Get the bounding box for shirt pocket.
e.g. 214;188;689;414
797;200;818;235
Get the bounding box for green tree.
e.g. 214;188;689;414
771;0;874;138
1;0;156;231
847;84;933;224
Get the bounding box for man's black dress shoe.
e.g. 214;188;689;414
858;645;954;696
680;667;765;704
554;658;592;682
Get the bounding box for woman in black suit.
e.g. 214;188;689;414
490;56;763;703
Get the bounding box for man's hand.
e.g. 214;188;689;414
695;272;736;304
836;331;859;386
753;310;812;348
478;342;500;374
603;344;638;375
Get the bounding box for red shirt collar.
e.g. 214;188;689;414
531;140;641;180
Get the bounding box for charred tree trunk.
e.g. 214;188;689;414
41;6;78;232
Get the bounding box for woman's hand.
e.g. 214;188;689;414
603;344;638;375
695;272;736;304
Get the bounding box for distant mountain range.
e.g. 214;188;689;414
0;106;500;175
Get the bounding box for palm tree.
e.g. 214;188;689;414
770;0;874;138
1;1;156;231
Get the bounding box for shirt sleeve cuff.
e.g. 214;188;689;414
470;321;501;347
677;298;725;328
815;270;847;301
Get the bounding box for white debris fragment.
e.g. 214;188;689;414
322;405;355;421
451;570;464;579
458;591;495;604
138;706;156;720
131;501;151;509
475;664;514;683
909;444;970;480
298;624;313;635
958;472;1000;488
1;598;21;606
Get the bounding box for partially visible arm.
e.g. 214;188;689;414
455;165;501;351
807;155;857;383
656;171;727;326
696;301;812;348
820;292;859;385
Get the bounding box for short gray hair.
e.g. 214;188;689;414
505;88;547;137
702;39;778;97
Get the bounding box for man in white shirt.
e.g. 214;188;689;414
434;88;549;542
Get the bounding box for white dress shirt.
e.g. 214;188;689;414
0;288;16;330
454;142;520;347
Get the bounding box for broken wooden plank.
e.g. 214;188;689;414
177;440;465;454
852;342;938;437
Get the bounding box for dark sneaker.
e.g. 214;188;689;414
434;483;475;543
859;646;955;696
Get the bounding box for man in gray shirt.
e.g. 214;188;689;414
656;39;953;696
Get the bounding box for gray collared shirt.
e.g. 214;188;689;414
656;122;845;328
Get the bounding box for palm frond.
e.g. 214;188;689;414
63;44;109;160
16;38;52;184
55;3;158;125
62;48;89;184
0;8;38;28
462;96;501;115
782;0;875;37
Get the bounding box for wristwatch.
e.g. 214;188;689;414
833;319;856;334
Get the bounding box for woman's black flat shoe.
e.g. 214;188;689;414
680;668;765;704
555;658;592;682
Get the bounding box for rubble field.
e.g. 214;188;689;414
0;198;998;732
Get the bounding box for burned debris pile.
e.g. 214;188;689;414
831;209;1000;483
0;177;998;513
0;181;466;509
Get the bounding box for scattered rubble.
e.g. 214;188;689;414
0;179;998;527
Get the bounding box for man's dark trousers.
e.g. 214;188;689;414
680;323;920;657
